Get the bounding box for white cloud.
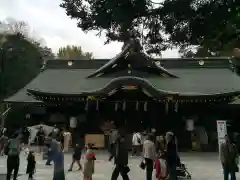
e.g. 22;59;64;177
0;0;179;58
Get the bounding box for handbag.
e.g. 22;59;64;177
139;161;146;170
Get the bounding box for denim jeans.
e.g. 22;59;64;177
46;150;53;165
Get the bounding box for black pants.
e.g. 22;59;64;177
111;165;129;180
145;158;153;180
132;145;141;156
108;143;115;161
28;171;34;179
223;165;236;180
7;155;20;180
168;163;177;180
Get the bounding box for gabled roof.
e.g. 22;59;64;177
3;43;240;103
18;68;240;96
86;41;177;78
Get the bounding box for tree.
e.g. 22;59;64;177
60;0;240;54
0;19;54;100
60;0;168;54
159;0;240;52
57;45;93;59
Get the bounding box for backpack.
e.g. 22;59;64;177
8;140;19;155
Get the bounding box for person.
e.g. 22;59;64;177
154;152;168;180
111;133;130;180
108;128;118;161
83;143;96;180
53;142;65;180
68;143;82;171
50;125;58;139
22;127;30;145
220;134;238;180
132;131;142;157
6;135;21;180
26;151;36;180
0;133;8;156
46;138;58;166
143;134;156;180
156;136;165;155
58;129;65;149
36;126;45;153
165;132;177;180
236;133;240;154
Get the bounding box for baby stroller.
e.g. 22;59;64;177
176;156;192;179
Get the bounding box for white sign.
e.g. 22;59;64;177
217;120;227;155
217;120;227;138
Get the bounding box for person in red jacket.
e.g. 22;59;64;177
154;153;168;180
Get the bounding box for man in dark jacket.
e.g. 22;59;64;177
6;135;21;180
111;133;129;180
220;134;238;180
166;132;178;180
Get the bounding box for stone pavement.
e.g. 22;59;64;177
0;151;236;180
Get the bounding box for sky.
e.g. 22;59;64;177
0;0;179;58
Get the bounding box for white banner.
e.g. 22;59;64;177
217;120;227;155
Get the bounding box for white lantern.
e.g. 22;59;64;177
186;119;194;131
69;117;77;128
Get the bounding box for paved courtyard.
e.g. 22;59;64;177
0;151;235;180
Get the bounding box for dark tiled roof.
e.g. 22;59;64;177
44;57;232;70
22;68;240;95
4;88;42;103
4;57;240;103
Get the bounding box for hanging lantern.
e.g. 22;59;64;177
96;100;99;111
186;119;194;131
115;102;119;111
85;99;89;111
174;101;178;112
122;101;126;111
165;101;169;114
69;116;77;128
144;102;147;111
136;101;139;111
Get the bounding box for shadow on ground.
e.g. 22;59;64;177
0;173;23;180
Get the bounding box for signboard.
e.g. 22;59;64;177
122;85;137;90
217;120;227;155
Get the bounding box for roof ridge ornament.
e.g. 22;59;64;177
87;38;178;78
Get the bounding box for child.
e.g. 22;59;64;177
154;152;168;180
83;143;96;180
26;151;36;180
68;143;82;171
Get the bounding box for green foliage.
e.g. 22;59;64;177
0;33;43;100
60;0;168;54
160;0;240;51
57;45;93;59
0;19;54;102
60;0;240;53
